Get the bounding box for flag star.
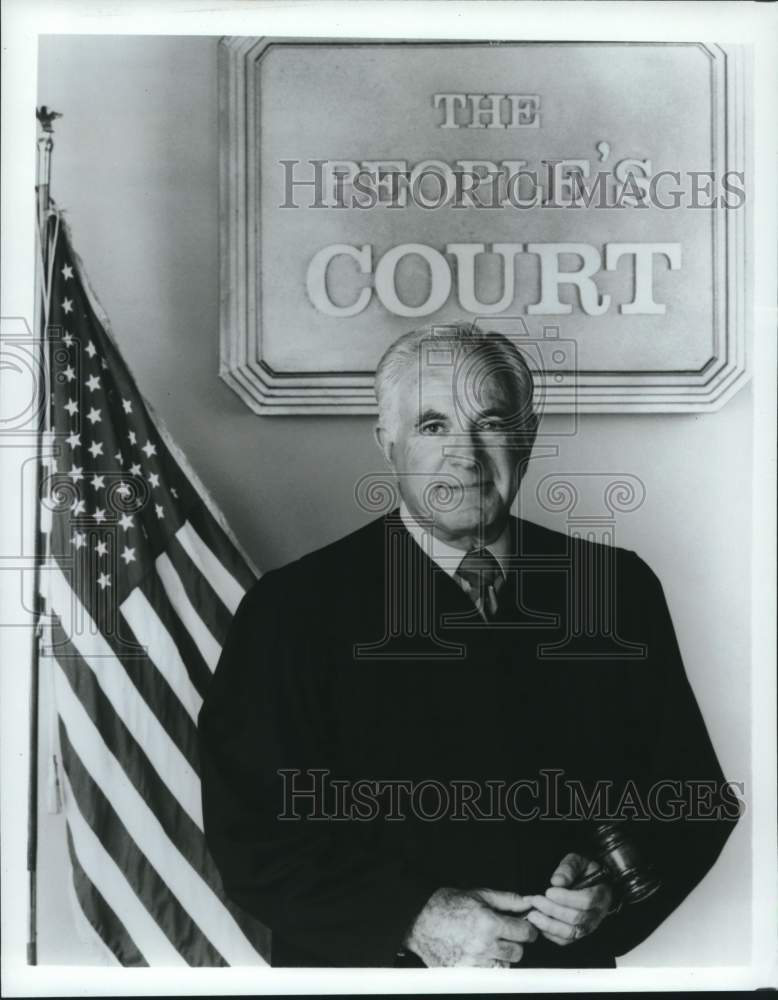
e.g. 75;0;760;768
85;342;97;358
87;441;103;458
155;504;165;520
61;263;74;280
141;441;157;458
147;472;160;488
62;365;76;382
119;513;134;531
120;546;136;565
116;481;132;498
94;539;108;557
85;374;101;392
97;572;111;591
66;431;81;450
91;474;105;490
129;462;142;476
62;332;73;347
114;450;123;464
65;398;78;416
128;430;137;445
70;498;86;516
62;298;73;314
122;399;133;414
86;407;101;425
93;507;106;524
67;464;84;483
71;531;86;549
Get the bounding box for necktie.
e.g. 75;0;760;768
456;548;504;621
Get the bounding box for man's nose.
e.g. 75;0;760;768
445;425;486;467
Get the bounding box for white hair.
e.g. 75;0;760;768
374;322;537;438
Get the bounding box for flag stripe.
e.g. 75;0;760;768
54;657;266;965
60;722;227;967
175;520;245;615
155;553;222;671
60;762;186;965
53;618;206;850
120;589;203;724
52;608;269;961
65;825;145;966
52;612;264;948
101;609;202;777
136;571;213;699
185;500;258;592
166;534;233;645
48;564;203;826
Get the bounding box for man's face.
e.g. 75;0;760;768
376;349;531;547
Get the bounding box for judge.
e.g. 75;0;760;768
198;323;738;968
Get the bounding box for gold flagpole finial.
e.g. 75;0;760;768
35;106;62;133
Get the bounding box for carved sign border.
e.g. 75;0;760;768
218;38;750;415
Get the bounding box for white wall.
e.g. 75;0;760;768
36;34;751;966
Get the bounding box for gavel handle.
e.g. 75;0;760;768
569;865;609;890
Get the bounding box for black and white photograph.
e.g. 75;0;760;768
1;1;776;995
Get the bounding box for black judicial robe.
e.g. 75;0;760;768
198;512;739;967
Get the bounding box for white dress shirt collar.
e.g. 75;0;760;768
399;502;512;580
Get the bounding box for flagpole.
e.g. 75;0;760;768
29;105;60;967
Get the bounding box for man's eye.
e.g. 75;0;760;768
420;422;445;435
480;419;505;432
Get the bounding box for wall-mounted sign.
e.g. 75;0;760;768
219;39;749;414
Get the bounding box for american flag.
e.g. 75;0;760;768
37;207;270;965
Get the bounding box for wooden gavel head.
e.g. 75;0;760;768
588;822;661;904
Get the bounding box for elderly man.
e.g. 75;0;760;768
198;324;738;968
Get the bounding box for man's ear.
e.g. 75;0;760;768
374;424;394;466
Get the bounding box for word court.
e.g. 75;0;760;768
307;241;682;319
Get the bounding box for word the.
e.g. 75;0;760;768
433;93;541;129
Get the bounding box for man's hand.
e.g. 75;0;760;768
404;887;539;967
526;853;613;946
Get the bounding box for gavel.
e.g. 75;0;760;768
569;822;661;904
